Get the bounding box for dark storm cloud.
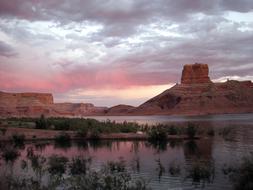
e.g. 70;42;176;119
0;40;17;57
0;0;253;96
0;0;252;36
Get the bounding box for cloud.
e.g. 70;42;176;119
0;40;17;57
0;0;253;106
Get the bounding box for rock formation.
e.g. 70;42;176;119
0;91;107;117
181;63;211;84
106;105;135;115
1;63;253;117
134;63;253;115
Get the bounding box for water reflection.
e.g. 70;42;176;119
0;123;252;190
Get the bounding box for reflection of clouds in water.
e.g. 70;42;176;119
0;130;252;190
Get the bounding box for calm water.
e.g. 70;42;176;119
1;113;253;190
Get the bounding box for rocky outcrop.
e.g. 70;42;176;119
181;63;211;84
0;91;53;106
134;63;253;115
51;103;107;116
0;91;107;117
0;92;53;117
106;105;135;115
1;63;253;117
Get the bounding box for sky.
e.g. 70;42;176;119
0;0;253;107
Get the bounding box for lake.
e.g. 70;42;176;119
1;113;253;190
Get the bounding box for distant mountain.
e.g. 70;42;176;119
1;63;253;117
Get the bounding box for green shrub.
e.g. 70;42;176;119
48;155;68;176
168;125;178;135
69;156;92;175
35;114;48;129
76;127;88;138
0;128;7;136
89;128;100;140
12;134;25;145
187;162;214;184
223;154;253;190
186;123;198;139
55;132;70;142
148;126;167;141
2;148;20;162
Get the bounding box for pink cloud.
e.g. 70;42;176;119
0;64;177;93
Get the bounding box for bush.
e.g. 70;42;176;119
148;126;167;141
69;156;92;175
12;134;25;145
0;128;7;136
53;120;70;130
76;127;88;138
187;161;214;184
35;115;48;129
186;123;198;139
223;154;253;190
2;148;20;162
55;132;70;143
89;128;100;140
48;155;69;176
168;125;178;135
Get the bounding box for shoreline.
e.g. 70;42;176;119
0;127;201;142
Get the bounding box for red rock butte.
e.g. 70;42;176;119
181;63;211;84
1;63;253;117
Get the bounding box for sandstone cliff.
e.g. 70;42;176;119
1;63;253;117
181;63;211;84
134;63;253;115
0;91;107;117
106;104;135;115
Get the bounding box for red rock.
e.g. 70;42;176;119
181;63;211;84
1;63;253;117
106;104;135;115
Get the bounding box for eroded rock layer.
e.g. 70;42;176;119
0;91;106;117
1;63;253;117
181;63;211;84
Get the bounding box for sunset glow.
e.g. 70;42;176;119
1;0;253;106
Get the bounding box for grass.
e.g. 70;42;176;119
11;134;25;145
187;161;214;184
2;148;20;162
147;126;167;141
69;156;92;175
48;154;69;176
55;132;70;143
2;116;232;143
223;154;253;190
4;156;151;190
0;128;7;136
54;132;71;148
186;123;198;139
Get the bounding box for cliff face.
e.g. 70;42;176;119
0;92;107;117
134;63;253;115
181;63;211;84
0;91;53;106
1;63;253;117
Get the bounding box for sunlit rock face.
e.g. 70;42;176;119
0;92;53;106
0;91;107;117
1;63;253;117
181;63;211;84
134;63;253;115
